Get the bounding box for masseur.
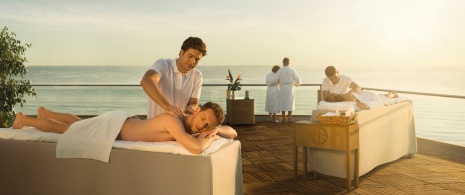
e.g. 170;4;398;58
141;37;207;119
322;66;361;102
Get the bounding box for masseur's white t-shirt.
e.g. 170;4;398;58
322;75;353;94
147;58;202;119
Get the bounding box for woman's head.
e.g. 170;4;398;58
272;65;280;73
325;94;344;102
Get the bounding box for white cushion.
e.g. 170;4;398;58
317;101;356;115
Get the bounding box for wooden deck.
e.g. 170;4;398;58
233;121;465;195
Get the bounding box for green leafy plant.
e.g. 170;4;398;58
0;26;36;127
226;69;242;91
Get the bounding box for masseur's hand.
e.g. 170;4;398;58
184;104;199;114
164;104;183;119
343;91;353;101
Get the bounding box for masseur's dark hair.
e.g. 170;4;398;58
325;66;337;77
181;37;207;56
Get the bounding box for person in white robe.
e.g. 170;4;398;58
265;65;281;122
277;58;301;122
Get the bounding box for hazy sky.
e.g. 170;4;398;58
1;0;465;67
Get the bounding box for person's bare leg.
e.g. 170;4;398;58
13;112;70;133
37;107;81;124
287;111;292;122
12;112;25;129
272;113;277;122
268;113;272;121
282;111;286;122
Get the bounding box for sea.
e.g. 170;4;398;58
13;65;465;147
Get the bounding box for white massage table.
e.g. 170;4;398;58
0;128;243;195
308;101;417;178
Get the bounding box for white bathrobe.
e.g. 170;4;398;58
265;72;280;113
277;66;301;111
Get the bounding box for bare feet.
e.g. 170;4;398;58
385;91;399;98
37;107;47;119
12;112;24;129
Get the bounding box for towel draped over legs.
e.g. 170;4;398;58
56;110;135;163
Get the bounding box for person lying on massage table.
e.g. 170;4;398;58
11;102;237;154
325;91;399;110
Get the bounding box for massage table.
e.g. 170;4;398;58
307;101;417;178
0;128;243;195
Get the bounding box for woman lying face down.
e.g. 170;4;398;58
324;91;399;110
12;102;237;154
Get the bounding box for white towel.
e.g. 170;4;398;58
56;110;135;163
0;127;233;156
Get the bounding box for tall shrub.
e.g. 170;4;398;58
0;26;36;127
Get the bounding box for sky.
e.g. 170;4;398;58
1;0;465;67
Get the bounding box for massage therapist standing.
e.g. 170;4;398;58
141;37;207;119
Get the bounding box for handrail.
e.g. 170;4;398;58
32;84;141;86
30;84;464;99
31;84;322;87
362;87;465;99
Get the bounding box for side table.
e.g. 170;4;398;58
226;98;255;125
293;120;359;192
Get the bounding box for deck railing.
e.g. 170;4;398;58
15;81;465;148
362;87;465;99
17;83;464;146
30;84;465;99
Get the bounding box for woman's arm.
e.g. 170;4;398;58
355;101;368;110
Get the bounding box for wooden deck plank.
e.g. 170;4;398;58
233;121;465;194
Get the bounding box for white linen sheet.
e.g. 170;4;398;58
0;127;232;156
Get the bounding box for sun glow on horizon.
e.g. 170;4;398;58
1;0;464;68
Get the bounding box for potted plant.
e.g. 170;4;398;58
0;26;36;127
226;69;242;99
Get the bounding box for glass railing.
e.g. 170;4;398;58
13;84;465;147
16;84;322;116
